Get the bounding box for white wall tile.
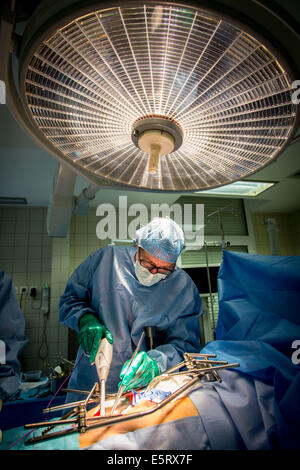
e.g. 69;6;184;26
15;220;30;234
29;233;42;245
13;259;27;273
0;246;14;259
30;221;43;233
1;209;16;221
27;272;42;284
28;245;42;259
14;246;28;259
47;326;60;343
0;233;15;246
27;259;42;272
14;233;28;246
30;208;44;220
16;209;30;220
1;220;15;233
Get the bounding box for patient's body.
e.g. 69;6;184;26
78;368;279;451
79;392;198;449
1;368;289;450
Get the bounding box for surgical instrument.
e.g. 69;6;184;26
111;331;145;415
92;337;113;417
24;353;239;445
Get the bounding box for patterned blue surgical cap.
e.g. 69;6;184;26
135;217;184;263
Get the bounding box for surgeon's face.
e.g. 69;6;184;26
135;246;175;275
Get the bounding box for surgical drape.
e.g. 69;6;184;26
201;251;300;449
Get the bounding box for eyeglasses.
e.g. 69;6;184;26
138;247;175;275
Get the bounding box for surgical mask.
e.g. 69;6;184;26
134;258;167;287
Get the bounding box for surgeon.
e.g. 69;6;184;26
59;217;202;403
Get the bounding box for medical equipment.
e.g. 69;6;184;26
264;218;281;256
23;352;239;445
111;331;145;415
4;2;298;194
93;338;113;417
41;285;50;316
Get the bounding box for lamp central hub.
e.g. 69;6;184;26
132;116;183;174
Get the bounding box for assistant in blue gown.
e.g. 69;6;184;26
0;270;27;401
59;222;202;404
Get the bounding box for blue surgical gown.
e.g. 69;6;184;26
0;270;27;401
59;245;202;402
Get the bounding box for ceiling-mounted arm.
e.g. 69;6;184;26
73;184;100;215
0;0;120;192
47;164;76;237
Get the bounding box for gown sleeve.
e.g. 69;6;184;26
59;253;98;332
0;270;27;400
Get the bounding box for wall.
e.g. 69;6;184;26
251;210;300;255
69;210;108;277
0;207;52;372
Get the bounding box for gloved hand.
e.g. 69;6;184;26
119;351;160;391
78;313;113;364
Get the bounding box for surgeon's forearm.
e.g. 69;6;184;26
149;314;201;373
148;346;179;374
59;301;97;332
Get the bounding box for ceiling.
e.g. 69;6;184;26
1;0;300;214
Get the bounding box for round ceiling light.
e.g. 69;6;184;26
20;2;298;191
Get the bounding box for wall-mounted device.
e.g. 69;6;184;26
41;284;50;315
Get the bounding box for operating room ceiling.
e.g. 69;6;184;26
1;0;300;212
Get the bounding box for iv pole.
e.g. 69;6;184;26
205;205;233;335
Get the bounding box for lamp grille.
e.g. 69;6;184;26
23;3;297;190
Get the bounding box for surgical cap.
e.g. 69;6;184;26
135;217;184;263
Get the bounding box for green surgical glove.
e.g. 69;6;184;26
119;351;160;391
78;313;113;364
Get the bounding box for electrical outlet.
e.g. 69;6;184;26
30;286;39;297
20;286;28;295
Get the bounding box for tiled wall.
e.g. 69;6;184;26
0;207;52;372
69;210;109;277
251;210;300;255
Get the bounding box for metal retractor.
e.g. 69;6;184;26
24;353;239;445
